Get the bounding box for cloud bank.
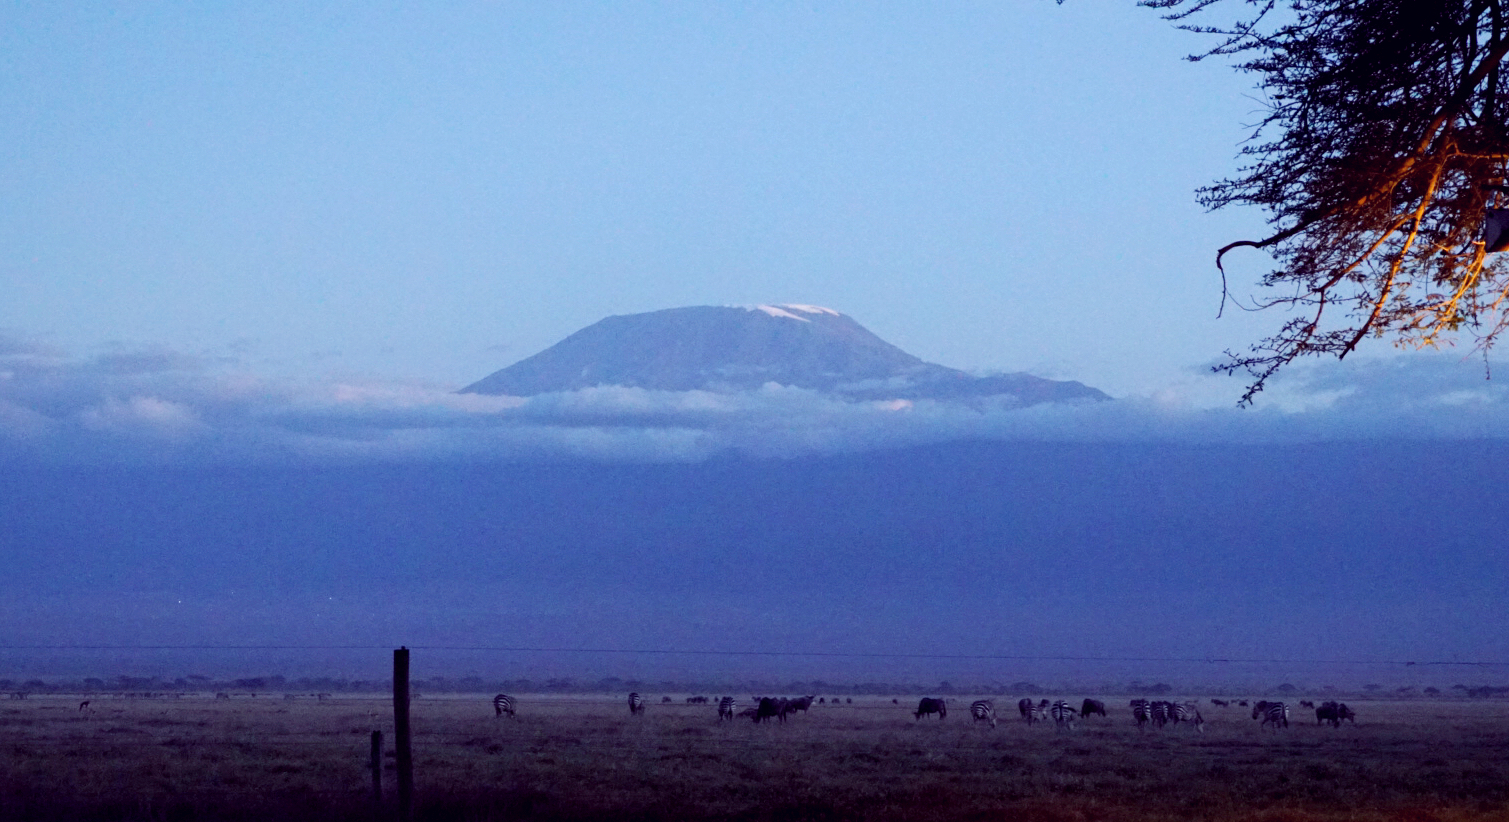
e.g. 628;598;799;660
2;333;1507;464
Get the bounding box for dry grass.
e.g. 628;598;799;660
1;694;1506;821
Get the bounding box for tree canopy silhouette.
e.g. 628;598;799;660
1144;0;1509;403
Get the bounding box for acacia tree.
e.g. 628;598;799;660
1142;0;1509;403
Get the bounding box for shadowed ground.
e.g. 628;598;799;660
2;693;1506;821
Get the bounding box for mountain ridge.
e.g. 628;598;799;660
462;305;1109;405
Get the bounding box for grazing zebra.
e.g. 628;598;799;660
915;698;947;720
1171;703;1204;732
492;693;516;718
1051;700;1078;730
628;692;646;715
718;696;737;721
1080;698;1107;719
970;700;996;728
1252;700;1289;729
1151;700;1172;728
1131;699;1152;728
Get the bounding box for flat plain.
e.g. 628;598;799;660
2;693;1506;821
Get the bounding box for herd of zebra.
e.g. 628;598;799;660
491;693;1359;730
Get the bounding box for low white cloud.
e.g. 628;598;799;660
0;343;1506;464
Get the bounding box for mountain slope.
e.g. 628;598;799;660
462;304;1108;404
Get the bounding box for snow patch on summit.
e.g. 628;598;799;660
744;304;843;322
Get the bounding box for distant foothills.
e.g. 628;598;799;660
462;304;1108;406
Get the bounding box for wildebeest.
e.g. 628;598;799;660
662;696;672;703
1299;700;1315;709
1080;698;1106;719
1210;699;1229;707
785;695;816;716
754;697;784;724
915;698;946;720
1237;700;1249;707
970;699;996;728
1316;701;1355;727
736;707;758;719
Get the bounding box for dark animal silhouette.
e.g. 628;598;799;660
492;693;516;718
754;696;784;724
1253;700;1288;729
1051;700;1078;730
786;695;815;715
1080;698;1106;718
628;693;645;715
1171;703;1203;732
915;698;946;720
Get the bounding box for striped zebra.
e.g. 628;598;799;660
1151;700;1172;728
1170;702;1203;732
628;692;646;715
1252;700;1288;729
492;693;516;718
969;700;996;728
1131;699;1152;728
1050;700;1078;730
718;697;737;721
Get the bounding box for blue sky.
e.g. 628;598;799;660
3;1;1287;396
6;4;1509;683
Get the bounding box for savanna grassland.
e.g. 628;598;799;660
1;693;1507;822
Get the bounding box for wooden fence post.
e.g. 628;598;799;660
370;730;383;805
394;647;413;822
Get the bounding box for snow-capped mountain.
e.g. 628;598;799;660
461;304;1108;405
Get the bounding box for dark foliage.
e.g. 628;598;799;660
1145;1;1509;402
